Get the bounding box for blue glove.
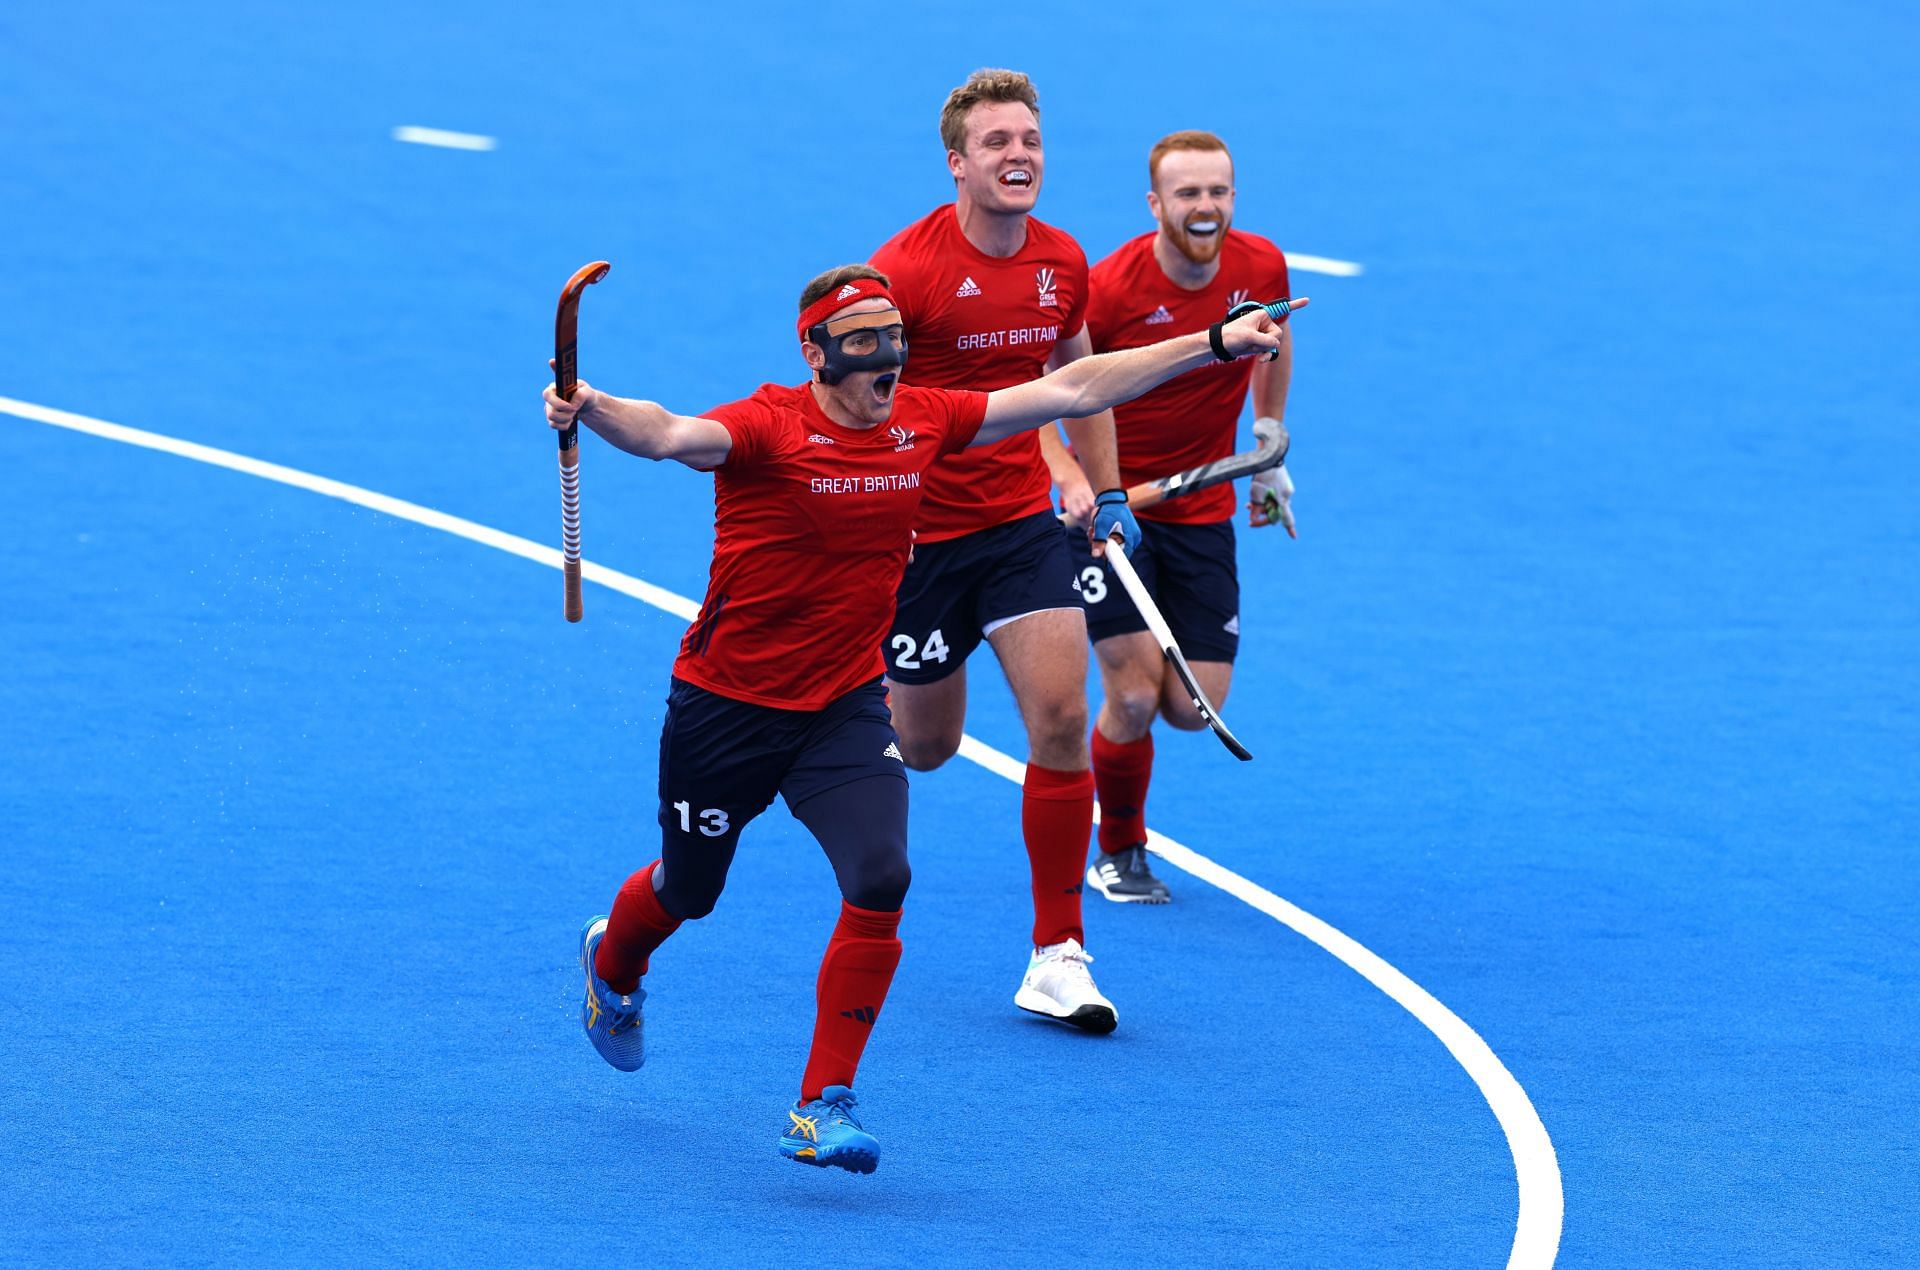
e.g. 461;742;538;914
1092;488;1140;555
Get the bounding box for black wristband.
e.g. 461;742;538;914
1207;319;1235;363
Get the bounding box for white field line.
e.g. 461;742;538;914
2;394;1559;1268
392;125;497;152
1288;252;1365;277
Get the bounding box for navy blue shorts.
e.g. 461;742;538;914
885;509;1084;685
657;676;906;841
1069;518;1241;663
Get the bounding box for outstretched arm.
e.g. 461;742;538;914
543;374;733;470
1046;326;1123;497
972;303;1298;445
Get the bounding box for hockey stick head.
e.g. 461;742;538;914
554;260;612;405
1132;414;1289;515
1104;532;1252;760
1165;643;1253;761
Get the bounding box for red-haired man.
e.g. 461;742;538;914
1061;131;1297;903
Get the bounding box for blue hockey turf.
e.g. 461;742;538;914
2;3;1915;1265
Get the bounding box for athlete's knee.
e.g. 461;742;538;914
886;678;967;770
1026;691;1089;756
797;775;913;910
1160;671;1230;732
652;846;732;920
844;850;911;912
1107;681;1160;735
653;870;725;920
1158;704;1209;733
896;729;961;771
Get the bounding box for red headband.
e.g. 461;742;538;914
797;278;898;340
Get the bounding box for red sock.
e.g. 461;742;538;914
595;861;681;995
1022;763;1094;947
800;902;903;1102
1092;728;1154;854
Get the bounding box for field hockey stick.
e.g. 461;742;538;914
1104;530;1253;762
553;260;610;622
1056;296;1306;523
1117;416;1289;515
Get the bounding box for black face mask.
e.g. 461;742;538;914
808;314;908;385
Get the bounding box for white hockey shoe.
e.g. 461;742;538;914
1013;938;1118;1034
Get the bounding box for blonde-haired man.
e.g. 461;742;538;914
870;69;1136;1033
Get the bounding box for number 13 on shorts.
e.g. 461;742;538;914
889;628;950;672
671;800;731;837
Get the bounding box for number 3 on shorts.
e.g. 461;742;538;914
1080;566;1108;605
890;628;950;671
671;800;730;837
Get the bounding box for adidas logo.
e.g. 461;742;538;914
1145;304;1175;325
806;433;835;445
839;1006;877;1025
883;741;903;760
955;276;982;298
1223;614;1240;635
834;283;860;301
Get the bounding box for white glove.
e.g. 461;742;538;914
1249;417;1295;536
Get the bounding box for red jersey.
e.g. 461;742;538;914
1085;230;1291;524
871;204;1089;543
673;382;988;710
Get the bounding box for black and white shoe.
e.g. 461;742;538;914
1086;844;1171;904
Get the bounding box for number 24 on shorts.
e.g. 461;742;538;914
890;628;950;671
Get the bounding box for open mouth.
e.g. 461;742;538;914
873;373;897;404
998;169;1032;189
1185;219;1221;237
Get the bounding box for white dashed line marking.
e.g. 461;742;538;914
392;125;496;152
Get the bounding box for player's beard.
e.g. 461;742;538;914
1166;210;1230;265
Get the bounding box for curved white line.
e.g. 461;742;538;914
1;395;1562;1267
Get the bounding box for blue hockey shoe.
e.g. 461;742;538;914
579;916;645;1071
778;1085;880;1174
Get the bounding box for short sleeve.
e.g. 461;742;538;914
930;389;991;455
1271;246;1294;320
701;394;780;470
